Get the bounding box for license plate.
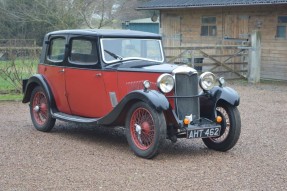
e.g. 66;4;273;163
187;127;221;139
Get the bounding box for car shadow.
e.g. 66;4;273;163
50;121;128;147
159;140;214;158
49;121;226;159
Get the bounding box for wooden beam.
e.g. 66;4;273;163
164;45;247;50
194;62;248;66
212;70;248;73
198;49;247;79
167;49;188;62
0;47;41;50
248;30;261;83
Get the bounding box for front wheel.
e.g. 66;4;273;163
202;102;241;151
29;86;56;132
125;102;166;159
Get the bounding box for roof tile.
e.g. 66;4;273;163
138;0;287;9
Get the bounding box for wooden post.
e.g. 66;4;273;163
248;30;261;83
33;39;37;57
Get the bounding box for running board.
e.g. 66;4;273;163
51;112;99;124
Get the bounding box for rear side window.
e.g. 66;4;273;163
69;39;98;65
48;38;66;62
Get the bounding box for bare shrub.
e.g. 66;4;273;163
0;48;39;93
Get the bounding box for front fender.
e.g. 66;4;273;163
126;90;170;111
200;86;240;119
210;86;240;106
22;74;55;108
98;90;169;126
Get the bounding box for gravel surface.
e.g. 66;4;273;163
0;81;287;191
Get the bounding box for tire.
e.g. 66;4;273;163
125;102;166;159
202;102;241;151
29;86;56;132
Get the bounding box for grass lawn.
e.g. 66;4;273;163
0;93;23;101
0;75;22;101
0;75;16;91
0;59;37;101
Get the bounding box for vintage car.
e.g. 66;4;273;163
22;29;241;159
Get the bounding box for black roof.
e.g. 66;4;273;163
47;29;161;38
138;0;287;9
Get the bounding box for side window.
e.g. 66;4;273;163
69;39;98;65
201;16;217;36
48;38;66;62
276;16;287;38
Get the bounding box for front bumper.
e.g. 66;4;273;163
176;118;221;139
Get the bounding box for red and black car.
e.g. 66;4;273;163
23;29;241;159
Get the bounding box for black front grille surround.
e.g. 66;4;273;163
173;67;199;121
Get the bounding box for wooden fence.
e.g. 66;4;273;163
0;39;37;47
163;31;261;82
0;32;261;82
0;39;41;60
164;45;250;79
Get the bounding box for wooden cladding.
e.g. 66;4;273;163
160;5;287;81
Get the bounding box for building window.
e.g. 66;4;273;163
276;16;287;38
201;16;217;36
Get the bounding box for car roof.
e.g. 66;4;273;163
47;29;162;39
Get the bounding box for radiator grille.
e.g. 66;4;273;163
175;73;199;120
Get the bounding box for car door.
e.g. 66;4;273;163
40;36;71;114
64;36;108;118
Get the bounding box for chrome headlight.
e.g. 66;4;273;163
157;74;174;93
199;72;216;91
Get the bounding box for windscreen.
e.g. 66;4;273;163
101;38;164;64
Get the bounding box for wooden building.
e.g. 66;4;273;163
138;0;287;81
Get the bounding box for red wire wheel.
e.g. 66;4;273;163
125;102;166;159
32;91;48;125
30;86;55;132
129;107;155;150
202;102;241;151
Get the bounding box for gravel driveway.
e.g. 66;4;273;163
0;81;287;191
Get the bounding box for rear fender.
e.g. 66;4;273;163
22;74;55;109
98;90;170;126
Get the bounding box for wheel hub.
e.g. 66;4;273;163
141;122;150;134
33;105;40;112
135;124;142;144
40;103;47;111
135;124;141;134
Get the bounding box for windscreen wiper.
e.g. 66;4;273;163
104;50;123;60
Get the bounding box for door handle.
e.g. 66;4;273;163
95;73;102;77
59;68;65;73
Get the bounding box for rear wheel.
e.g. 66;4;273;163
202;102;241;151
125;102;166;159
30;86;55;132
